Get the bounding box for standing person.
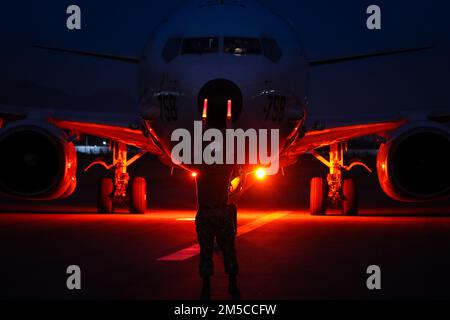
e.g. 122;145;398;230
195;165;240;299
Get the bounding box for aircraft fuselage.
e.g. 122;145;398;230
138;0;308;172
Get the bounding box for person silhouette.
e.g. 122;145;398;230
195;164;240;299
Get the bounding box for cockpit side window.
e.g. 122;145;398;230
162;38;182;63
261;38;282;63
181;37;219;54
224;37;262;55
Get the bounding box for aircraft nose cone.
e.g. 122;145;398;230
198;79;243;128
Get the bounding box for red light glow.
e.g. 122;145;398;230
202;99;208;120
255;168;266;180
227;99;232;121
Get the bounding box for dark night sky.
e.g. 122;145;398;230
0;0;449;117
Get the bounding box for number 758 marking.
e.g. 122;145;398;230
158;94;177;121
264;95;286;121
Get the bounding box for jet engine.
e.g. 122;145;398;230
377;122;450;202
0;121;77;200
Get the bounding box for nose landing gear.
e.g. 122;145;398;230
85;141;147;214
310;142;371;216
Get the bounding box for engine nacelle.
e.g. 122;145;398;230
377;122;450;202
0;121;77;200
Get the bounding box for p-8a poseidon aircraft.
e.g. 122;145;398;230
0;0;449;215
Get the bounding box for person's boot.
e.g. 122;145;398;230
228;275;240;299
200;276;211;300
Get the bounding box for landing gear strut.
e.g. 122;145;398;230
310;142;371;216
86;141;147;214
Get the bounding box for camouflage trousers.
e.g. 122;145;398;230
195;205;238;277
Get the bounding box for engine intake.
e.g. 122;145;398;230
0;122;77;200
377;124;450;202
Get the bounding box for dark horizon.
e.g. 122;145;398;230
0;0;448;118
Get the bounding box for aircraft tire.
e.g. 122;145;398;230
310;177;327;216
130;177;147;214
98;177;115;214
342;178;358;216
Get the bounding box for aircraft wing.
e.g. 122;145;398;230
285;111;449;156
0;104;164;156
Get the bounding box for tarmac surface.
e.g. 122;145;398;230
1;205;450;300
1;154;449;300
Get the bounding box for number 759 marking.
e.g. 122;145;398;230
264;95;286;121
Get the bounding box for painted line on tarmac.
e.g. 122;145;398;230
158;212;288;261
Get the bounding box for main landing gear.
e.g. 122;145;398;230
309;142;372;216
85;141;147;214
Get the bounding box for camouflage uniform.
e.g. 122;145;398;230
196;204;238;277
195;166;238;278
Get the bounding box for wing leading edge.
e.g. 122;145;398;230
0;105;163;156
286;119;406;156
285;110;450;158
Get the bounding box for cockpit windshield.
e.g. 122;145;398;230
162;36;282;63
223;37;262;55
181;37;219;54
